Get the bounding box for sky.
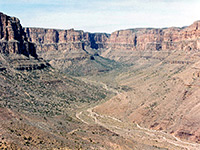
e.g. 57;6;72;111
0;0;200;33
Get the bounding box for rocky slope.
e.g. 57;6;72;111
23;20;200;76
94;49;200;144
2;11;200;149
0;13;135;150
0;13;156;150
24;27;122;76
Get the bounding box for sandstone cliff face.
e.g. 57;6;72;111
0;12;50;71
106;21;200;51
24;27;110;52
0;12;37;57
24;21;200;52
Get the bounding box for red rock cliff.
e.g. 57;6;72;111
107;21;200;51
24;20;200;52
0;12;37;57
24;27;110;51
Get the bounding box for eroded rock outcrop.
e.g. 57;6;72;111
0;12;49;71
24;21;200;53
24;27;115;75
0;12;37;57
24;27;110;52
106;21;200;51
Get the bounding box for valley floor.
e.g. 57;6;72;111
72;49;200;150
1;50;200;150
75;91;200;150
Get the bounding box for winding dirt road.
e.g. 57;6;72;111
74;80;200;149
76;99;200;150
77;106;200;150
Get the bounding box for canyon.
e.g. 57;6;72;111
1;12;200;150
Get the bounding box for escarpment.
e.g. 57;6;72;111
24;27;110;52
106;21;200;51
2;11;200;149
24;28;116;76
24;21;200;53
0;12;37;57
0;12;49;71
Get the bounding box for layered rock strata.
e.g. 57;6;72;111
0;12;37;57
107;21;200;51
24;28;110;52
24;21;200;52
0;12;49;71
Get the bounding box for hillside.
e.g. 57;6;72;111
1;11;200;150
0;12;169;150
24;27;123;76
0;12;114;149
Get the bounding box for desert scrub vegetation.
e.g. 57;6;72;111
0;67;109;116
